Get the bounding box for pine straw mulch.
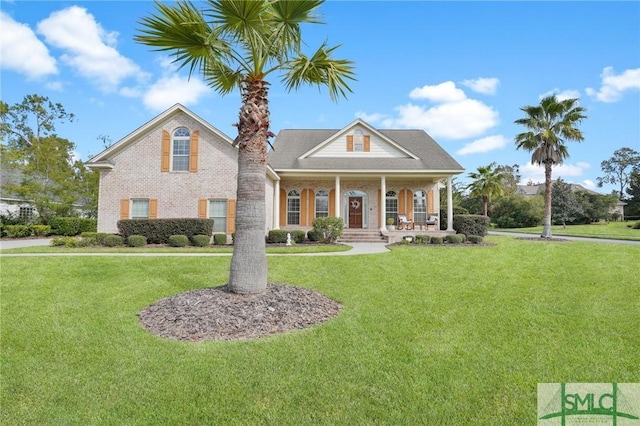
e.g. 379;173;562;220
138;284;342;342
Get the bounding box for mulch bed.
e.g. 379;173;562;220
138;284;342;342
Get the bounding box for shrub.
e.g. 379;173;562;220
50;217;97;236
168;235;189;247
446;234;465;244
32;225;51;237
77;238;94;247
633;221;640;230
191;234;212;246
127;235;147;247
267;230;289;243
467;235;484;244
430;236;444;244
80;232;108;245
307;229;323;241
117;219;213;244
311;217;344;244
4;225;32;238
414;234;430;244
103;234;124;247
51;236;79;247
291;230;306;244
212;234;226;245
453;215;490;237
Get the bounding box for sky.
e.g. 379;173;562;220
1;1;639;194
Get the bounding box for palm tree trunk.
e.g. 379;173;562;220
542;162;553;238
228;79;270;294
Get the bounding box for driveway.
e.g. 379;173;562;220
488;231;640;245
0;238;52;250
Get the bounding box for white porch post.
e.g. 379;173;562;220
447;177;454;231
380;175;387;231
335;175;341;219
273;180;280;230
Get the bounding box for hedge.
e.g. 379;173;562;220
453;214;490;237
267;230;305;244
117;219;214;244
50;217;97;236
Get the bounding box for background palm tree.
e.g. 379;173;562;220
514;95;587;238
136;0;355;294
466;164;506;217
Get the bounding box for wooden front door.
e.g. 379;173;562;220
348;197;363;228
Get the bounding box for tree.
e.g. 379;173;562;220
493;163;521;194
596;147;640;199
514;95;587;238
551;178;583;228
466;164;506;217
0;95;88;223
491;193;544;228
625;169;640;217
136;0;355;294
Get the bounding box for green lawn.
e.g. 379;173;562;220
2;236;638;425
495;221;640;241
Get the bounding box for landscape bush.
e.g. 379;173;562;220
127;235;147;247
4;225;32;238
212;234;227;245
103;234;124;247
430;236;444;244
50;236;79;247
192;234;212;246
310;217;344;243
267;230;305;244
632;221;640;230
50;217;97;236
414;234;430;244
80;232;108;245
453;215;490;237
168;235;189;247
467;235;484;244
32;225;51;237
117;219;213;244
446;234;465;244
307;229;323;242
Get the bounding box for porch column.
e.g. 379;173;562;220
380;175;387;231
335;175;341;218
447;177;454;231
273;179;280;230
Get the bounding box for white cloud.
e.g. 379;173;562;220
521;161;591;184
581;179;596;190
456;135;507;155
383;99;498;139
586;67;640;102
142;75;210;111
539;89;581;101
461;77;499;95
36;6;145;92
355;111;387;123
409;81;467;103
0;12;57;79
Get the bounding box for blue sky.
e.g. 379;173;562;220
2;1;639;194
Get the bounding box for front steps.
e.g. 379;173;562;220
338;229;388;243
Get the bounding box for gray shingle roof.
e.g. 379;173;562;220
267;128;464;173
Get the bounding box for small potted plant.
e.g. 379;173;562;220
387;217;395;231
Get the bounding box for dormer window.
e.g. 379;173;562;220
346;130;370;152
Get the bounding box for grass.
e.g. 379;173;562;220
0;243;351;255
495;221;640;241
1;236;639;425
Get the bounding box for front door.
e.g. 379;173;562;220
348;197;363;228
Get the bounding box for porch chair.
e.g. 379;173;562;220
397;214;414;230
425;215;438;230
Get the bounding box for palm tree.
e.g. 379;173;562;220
514;95;587;238
466;164;505;217
136;0;355;294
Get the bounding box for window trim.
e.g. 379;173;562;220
172;127;191;172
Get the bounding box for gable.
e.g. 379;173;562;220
307;123;413;159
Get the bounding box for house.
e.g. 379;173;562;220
517;182;626;221
86;104;464;240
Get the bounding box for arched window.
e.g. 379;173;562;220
172;127;190;171
385;190;398;225
413;190;427;223
315;189;329;218
287;190;300;225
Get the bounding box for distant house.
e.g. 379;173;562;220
0;167;37;222
516;182;626;221
86;104;464;240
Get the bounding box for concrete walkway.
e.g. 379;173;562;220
0;239;390;257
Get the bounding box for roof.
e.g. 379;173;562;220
267;126;464;175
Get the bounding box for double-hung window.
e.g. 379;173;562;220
287;190;300;225
315;190;329;218
385;191;398;224
209;200;227;233
413;190;427;223
131;199;150;219
172;128;190;171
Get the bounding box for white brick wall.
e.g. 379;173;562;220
97;113;239;233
